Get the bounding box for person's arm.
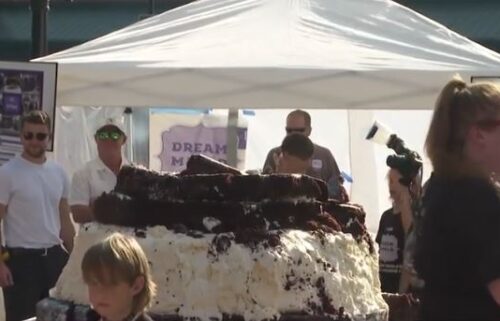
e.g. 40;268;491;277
69;169;93;223
488;278;500;305
60;168;75;252
0;169;13;287
0;204;13;287
321;148;349;202
59;198;75;253
262;148;278;174
322;148;340;181
398;267;412;293
70;204;93;223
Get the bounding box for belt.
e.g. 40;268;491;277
6;245;60;257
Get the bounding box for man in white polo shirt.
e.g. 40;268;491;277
0;111;75;321
70;117;127;223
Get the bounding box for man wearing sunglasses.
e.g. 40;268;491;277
262;109;343;199
69;117;127;223
0;111;75;321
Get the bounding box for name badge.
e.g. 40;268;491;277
312;159;323;170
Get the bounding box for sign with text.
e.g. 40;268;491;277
150;111;248;173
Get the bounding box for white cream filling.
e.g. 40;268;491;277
53;223;387;321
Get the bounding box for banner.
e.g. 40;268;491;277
150;110;248;173
0;61;57;164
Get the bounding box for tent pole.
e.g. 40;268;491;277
226;109;239;168
124;107;134;163
148;0;155;15
30;0;50;58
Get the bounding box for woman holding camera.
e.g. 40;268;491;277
376;168;413;293
415;76;500;320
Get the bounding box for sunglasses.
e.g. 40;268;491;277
23;132;48;141
286;127;307;134
476;119;500;129
96;131;122;141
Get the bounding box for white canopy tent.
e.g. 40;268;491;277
38;0;500;109
36;0;500;232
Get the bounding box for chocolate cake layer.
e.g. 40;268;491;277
92;193;375;253
115;166;329;202
181;154;244;175
114;166;179;200
93;192;340;234
324;201;374;253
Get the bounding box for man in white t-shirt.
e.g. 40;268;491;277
0;110;75;321
70;117;127;223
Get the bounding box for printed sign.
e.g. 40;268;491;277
0;61;57;164
150;111;248;172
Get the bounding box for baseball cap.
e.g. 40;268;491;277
94;116;126;135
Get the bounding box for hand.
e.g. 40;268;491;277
0;262;13;287
339;185;350;203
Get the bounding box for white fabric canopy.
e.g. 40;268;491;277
38;0;500;109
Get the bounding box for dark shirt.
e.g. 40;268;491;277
415;176;500;320
376;208;405;293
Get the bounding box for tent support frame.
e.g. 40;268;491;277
226;109;239;168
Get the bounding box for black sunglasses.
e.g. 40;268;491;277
286;127;307;134
23;132;48;141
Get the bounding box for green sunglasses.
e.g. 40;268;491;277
96;131;122;141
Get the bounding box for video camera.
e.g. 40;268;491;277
366;121;423;186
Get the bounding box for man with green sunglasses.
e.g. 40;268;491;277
69;117;128;223
95;130;123;141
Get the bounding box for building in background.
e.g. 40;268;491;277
400;0;500;53
0;0;195;61
0;0;500;61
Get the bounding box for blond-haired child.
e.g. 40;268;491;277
81;233;156;321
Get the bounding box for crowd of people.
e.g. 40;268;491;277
0;75;499;320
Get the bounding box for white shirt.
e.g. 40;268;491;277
69;158;126;206
0;156;69;248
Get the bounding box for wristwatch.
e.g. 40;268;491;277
0;246;9;262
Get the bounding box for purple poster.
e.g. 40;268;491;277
0;69;44;134
0;61;57;164
158;123;248;172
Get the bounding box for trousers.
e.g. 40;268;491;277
3;245;69;321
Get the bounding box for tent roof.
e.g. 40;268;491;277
38;0;500;109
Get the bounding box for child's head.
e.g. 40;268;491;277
81;233;156;320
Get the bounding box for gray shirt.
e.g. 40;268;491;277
262;143;342;197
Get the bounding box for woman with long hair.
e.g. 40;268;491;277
415;76;500;320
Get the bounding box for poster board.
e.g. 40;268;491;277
0;61;57;164
149;109;248;173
